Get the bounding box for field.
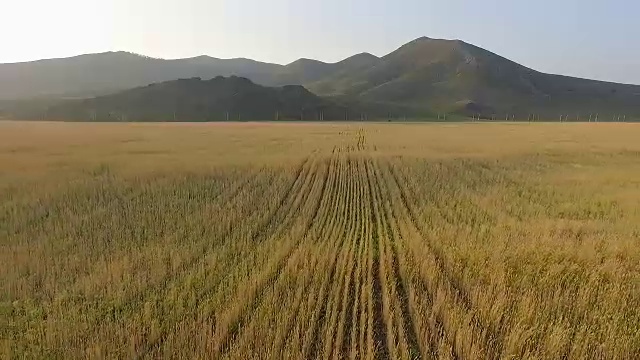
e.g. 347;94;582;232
1;121;639;359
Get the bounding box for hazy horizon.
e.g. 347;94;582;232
3;0;640;84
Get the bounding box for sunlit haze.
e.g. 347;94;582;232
3;0;640;84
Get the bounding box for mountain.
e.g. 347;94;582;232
2;37;640;119
306;37;640;118
0;51;382;101
41;76;364;121
0;52;282;100
270;53;381;86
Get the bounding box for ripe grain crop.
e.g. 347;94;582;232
1;121;639;359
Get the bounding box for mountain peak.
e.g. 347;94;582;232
287;58;328;67
353;52;378;58
179;55;221;64
337;52;379;65
188;55;219;60
401;36;464;48
410;36;433;43
343;52;379;61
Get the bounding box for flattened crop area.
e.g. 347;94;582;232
1;122;639;359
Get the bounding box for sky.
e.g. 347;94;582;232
2;0;640;84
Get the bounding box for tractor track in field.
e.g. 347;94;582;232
210;154;329;357
317;157;361;360
271;154;343;357
331;157;364;360
370;157;448;360
364;156;392;360
303;153;351;359
387;160;479;313
385;159;477;359
342;157;368;359
368;157;423;359
307;151;360;359
217;155;332;357
384;158;502;359
366;156;421;360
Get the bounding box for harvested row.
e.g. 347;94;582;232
224;154;349;359
216;148;388;359
377;157;483;359
317;156;361;360
367;157;423;360
293;153;354;359
212;144;449;359
210;155;329;358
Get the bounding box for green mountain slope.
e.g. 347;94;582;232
307;37;640;118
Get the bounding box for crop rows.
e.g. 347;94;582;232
2;124;639;359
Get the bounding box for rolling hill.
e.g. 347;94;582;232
2;37;640;120
41;76;366;121
270;53;381;86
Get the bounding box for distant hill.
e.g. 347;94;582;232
0;52;282;100
270;53;381;86
0;51;382;101
42;76;375;121
3;37;640;119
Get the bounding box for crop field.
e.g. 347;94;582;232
1;121;639;359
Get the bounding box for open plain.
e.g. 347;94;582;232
1;121;639;359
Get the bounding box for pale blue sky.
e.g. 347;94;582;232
3;0;639;84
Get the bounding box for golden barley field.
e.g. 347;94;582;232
1;121;639;359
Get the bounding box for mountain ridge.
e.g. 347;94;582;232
2;37;640;119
